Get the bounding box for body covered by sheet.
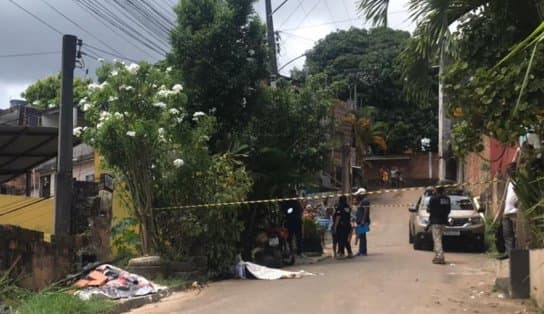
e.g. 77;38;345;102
75;264;167;300
234;261;315;280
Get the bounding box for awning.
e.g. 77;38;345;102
0;127;60;184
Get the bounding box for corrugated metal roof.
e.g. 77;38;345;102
0;126;60;184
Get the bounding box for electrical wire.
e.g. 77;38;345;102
279;18;361;31
280;31;314;42
279;0;305;28
83;44;138;63
323;0;339;29
42;0;127;58
0;51;60;58
293;0;322;31
74;0;166;57
8;0;63;35
79;0;167;54
72;1;157;59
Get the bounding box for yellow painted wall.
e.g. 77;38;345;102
0;152;133;243
0;196;55;240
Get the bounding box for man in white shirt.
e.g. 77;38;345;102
499;164;518;260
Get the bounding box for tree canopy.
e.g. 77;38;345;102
304;27;438;153
21;74;91;110
170;0;268;148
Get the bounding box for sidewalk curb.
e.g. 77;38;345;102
115;282;192;313
295;253;332;266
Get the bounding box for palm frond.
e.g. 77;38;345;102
357;0;390;27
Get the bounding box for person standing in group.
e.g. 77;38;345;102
427;185;451;264
354;188;371;256
280;192;305;258
334;195;353;259
498;163;519;260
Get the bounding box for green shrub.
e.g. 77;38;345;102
484;215;500;255
18;293;115;314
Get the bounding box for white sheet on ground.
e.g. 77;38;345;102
243;261;315;280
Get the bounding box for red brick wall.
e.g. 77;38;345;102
364;153;439;181
0;225;75;290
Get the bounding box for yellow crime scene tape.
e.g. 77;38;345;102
154;179;501;211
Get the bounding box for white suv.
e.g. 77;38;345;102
408;191;485;251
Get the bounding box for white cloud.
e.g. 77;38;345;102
0;82;29;109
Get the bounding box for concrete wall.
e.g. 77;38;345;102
0;225;74;290
364;154;439;181
530;249;544;307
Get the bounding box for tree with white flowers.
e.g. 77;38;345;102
81;61;251;261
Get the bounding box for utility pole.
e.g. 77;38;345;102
438;16;451;182
54;34;77;236
265;0;278;79
342;143;352;195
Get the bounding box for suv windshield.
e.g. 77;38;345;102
420;195;474;211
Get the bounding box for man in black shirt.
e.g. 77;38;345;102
280;199;304;256
427;186;451;264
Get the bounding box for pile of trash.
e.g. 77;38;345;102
74;264;167;300
233;260;316;280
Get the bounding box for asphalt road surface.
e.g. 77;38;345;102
131;189;536;314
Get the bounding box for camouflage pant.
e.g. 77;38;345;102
432;225;445;259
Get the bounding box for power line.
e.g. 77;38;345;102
279;18;360;31
74;0;166;56
323;0;339;30
83;44;138;63
279;31;314;42
0;51;60;58
8;0;63;35
293;0;322;30
72;0;157;59
279;0;305;28
342;0;355;20
42;0;127;58
278;53;307;71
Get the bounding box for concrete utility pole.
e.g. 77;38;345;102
265;0;278;79
54;34;77;235
342;143;352;194
437;17;452;182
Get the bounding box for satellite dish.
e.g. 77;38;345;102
287;208;294;214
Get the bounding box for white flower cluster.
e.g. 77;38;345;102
119;85;134;92
88;83;101;91
99;111;112;122
169;108;180;115
73;126;85;137
156;84;183;98
126;63;140;75
126;131;136;137
158;127;166;142
192;111;206;121
88;82;108;91
173;158;184;168
153;102;167;109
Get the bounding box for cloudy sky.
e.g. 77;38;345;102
0;0;414;108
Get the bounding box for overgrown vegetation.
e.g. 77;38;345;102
17;292;115;314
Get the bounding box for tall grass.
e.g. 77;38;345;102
17;293;115;314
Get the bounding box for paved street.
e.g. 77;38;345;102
131;190;536;314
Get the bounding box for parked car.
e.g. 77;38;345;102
408;189;485;251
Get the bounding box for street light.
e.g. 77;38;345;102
421;138;432;180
